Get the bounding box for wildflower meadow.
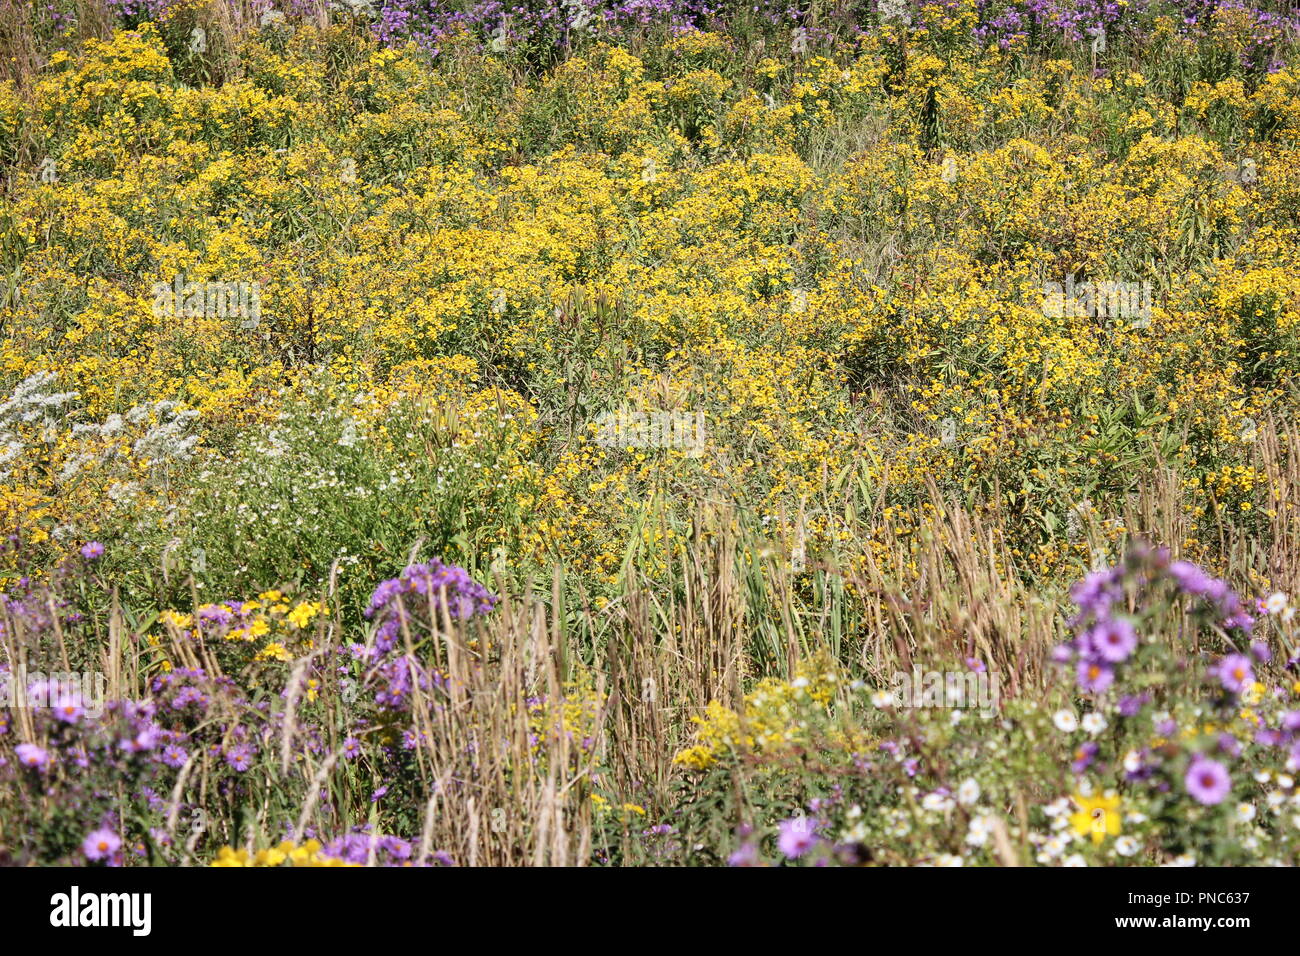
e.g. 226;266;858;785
1;1;1300;899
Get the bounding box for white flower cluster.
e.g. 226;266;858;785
130;401;200;467
0;371;79;478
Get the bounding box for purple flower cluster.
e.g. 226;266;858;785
365;559;498;653
1058;545;1253;694
362;559;497;710
317;827;453;865
321;831;414;864
0;543;95;638
371;0;735;55
86;0;1300;74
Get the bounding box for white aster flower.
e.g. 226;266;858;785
1053;710;1078;733
1043;797;1071;818
1081;712;1107;735
871;689;897;709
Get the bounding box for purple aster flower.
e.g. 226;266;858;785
224;743;254;772
1217;733;1242;757
1168;560;1213;596
777;817;819;859
1077;659;1114;693
82;828;122;862
1185;757;1231;806
1070;568;1121;620
1118;694;1146;717
1214;654;1254;695
79;541;104;560
1256;728;1283;747
1071;741;1099;774
15;743;49;770
53;699;84;724
342;737;362;759
1089;617;1138;663
382;836;412;860
728;842;760;866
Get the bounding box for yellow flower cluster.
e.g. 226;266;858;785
209;840;357;867
2;15;1297;612
674;656;848;769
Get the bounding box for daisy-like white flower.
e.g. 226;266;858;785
1278;774;1295;790
871;690;897;709
1114;836;1139;857
966;815;993;847
1122;750;1142;773
1235;802;1257;823
1053;710;1078;733
957;778;981;806
1266;592;1289;615
934;854;964;867
1063;854;1087;867
1036;835;1067;863
1043;797;1071;818
842;822;868;844
1081;712;1107;735
921;791;955;813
